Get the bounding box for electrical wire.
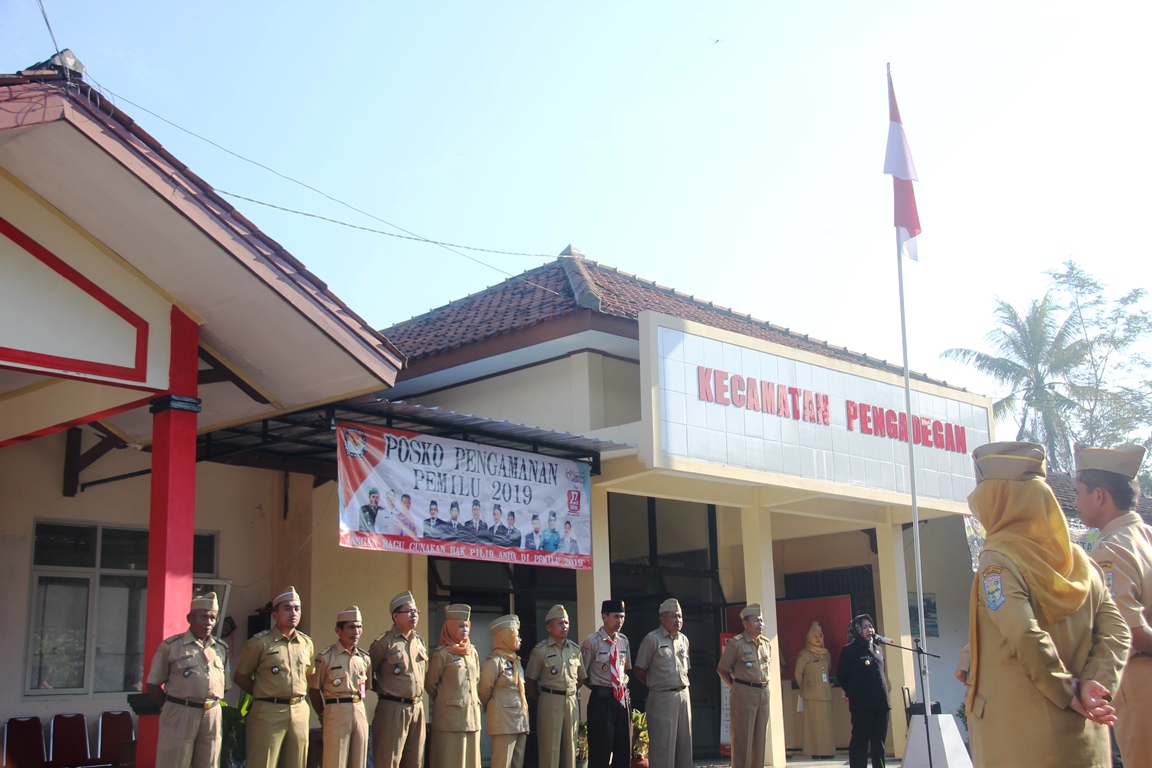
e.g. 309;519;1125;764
34;0;67;84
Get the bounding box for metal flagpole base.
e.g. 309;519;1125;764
902;715;971;768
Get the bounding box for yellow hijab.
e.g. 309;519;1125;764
805;621;829;659
965;477;1091;709
439;619;472;656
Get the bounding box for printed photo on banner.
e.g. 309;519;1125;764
335;421;592;569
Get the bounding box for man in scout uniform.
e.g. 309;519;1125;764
581;599;631;768
234;586;316;768
966;442;1129;768
359;488;385;533
146;591;229;768
634;598;692;768
309;606;371;768
1075;442;1152;767
717;604;771;768
369;591;429;768
526;604;585;768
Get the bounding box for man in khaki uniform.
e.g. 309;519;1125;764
146;591;230;768
525;604;585;768
634;598;692;768
309;606;371;768
966;442;1130;768
581;599;631;768
717;604;771;768
369;591;428;768
1075;443;1152;768
234;586;315;768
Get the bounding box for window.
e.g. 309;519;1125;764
26;522;221;696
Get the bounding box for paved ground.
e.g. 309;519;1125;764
693;755;856;766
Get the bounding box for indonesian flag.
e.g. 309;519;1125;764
884;70;921;261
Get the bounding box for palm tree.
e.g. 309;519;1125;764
942;294;1089;470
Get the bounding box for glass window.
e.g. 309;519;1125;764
193;533;217;576
28;575;90;691
95;575;147;692
655;499;710;569
101;528;149;571
34;523;96;568
608;494;649;565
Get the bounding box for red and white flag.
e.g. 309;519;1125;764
884;71;921;261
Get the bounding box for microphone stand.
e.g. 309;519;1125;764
876;637;940;768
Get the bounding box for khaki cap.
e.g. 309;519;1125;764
337;605;362;623
190;592;218;611
545;604;568;623
445;603;471;621
1074;443;1146;479
273;586;301;607
740;603;762;619
390;591;416;613
659;598;682;614
489;614;519;632
972;441;1046;481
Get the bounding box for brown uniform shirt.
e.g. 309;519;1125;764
634;628;690;691
147;630;230;701
580;628;630;688
425;646;482;732
478;654;529;735
1091;512;1152;631
525;636;585;693
310;642;371;701
235;627;315;699
370;627;429;700
718;632;771;685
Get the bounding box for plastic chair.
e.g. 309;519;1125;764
48;713;99;768
96;712;133;767
3;716;47;768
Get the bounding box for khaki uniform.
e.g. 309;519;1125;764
369;627;429;768
478;653;529;768
525;637;585;768
969;550;1129;768
717;633;771;768
1090;511;1152;768
310;643;371;768
235;627;315;768
794;648;834;757
146;630;230;768
634;628;692;768
425;645;481;768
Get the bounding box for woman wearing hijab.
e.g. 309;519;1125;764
794;621;835;759
426;604;482;768
965;442;1129;768
836;614;889;768
479;614;529;768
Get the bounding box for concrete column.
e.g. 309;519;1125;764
576;484;612;717
875;519;916;758
741;504;787;768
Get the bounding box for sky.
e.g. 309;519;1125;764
4;1;1150;432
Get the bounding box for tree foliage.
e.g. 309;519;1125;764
942;261;1151;473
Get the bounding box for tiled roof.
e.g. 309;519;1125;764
1048;472;1152;523
383;254;960;388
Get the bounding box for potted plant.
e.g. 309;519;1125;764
575;720;589;768
630;709;649;767
220;692;252;768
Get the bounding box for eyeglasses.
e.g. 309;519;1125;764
395;610;420;617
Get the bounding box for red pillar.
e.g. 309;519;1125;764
137;307;200;768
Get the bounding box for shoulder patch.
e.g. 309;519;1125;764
981;565;1003;577
164;634;183;644
534;639;547;650
983;572;1005;610
1097;560;1113;568
254;630;270;639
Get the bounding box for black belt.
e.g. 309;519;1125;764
733;679;767;689
323;696;362;704
256;696;306;705
652;686;687;692
541;686;576;696
167;695;219;709
378;694;418;705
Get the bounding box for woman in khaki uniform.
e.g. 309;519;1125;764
425;603;481;768
479;615;530;768
794;621;834;759
966;442;1130;768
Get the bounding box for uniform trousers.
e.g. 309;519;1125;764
489;733;527;768
156;701;221;768
800;698;835;757
1116;654;1152;768
536;690;579;768
847;707;888;768
371;698;425;768
586;688;631;768
729;683;769;768
320;701;367;768
246;700;310;768
428;729;480;768
646;688;692;768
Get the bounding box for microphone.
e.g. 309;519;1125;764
874;635;894;645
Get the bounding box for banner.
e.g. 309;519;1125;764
335;421;592;569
